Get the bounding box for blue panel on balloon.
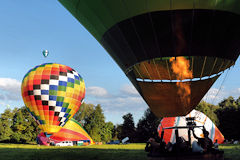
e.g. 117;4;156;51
61;107;67;112
56;101;63;106
50;85;58;90
41;90;49;95
67;78;74;83
49;95;57;100
74;75;79;80
59;81;67;86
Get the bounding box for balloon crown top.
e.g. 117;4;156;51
22;63;83;81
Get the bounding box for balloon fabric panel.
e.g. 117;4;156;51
21;63;85;134
50;128;89;141
53;118;94;144
38;118;94;144
158;117;176;143
138;76;219;117
59;0;240;41
158;110;225;144
132;57;233;80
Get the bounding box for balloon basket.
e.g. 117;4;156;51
146;124;224;160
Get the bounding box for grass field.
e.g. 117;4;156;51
0;143;239;160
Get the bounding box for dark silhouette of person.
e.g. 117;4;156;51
145;138;166;156
213;139;219;150
191;128;213;152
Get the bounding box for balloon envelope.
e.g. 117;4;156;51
37;118;94;145
21;63;85;134
157;109;224;144
51;118;94;143
42;50;49;58
59;0;240;117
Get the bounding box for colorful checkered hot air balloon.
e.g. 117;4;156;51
21;63;85;134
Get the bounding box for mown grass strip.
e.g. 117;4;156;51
0;143;239;160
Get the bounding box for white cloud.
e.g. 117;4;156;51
86;86;109;97
85;92;147;124
231;88;240;95
203;88;220;104
203;87;240;104
85;84;147;116
120;84;139;96
0;78;21;93
0;78;21;101
0;101;6;106
92;96;145;108
114;96;144;106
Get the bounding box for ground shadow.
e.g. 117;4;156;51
0;146;147;160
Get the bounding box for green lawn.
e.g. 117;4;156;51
219;144;240;160
0;143;239;160
0;143;147;160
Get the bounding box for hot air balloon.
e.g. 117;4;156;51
21;63;85;134
59;0;240;117
42;50;49;58
37;118;94;145
157;109;224;144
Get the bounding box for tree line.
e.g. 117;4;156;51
0;107;38;143
0;96;240;143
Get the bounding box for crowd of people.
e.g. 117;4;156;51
145;128;220;157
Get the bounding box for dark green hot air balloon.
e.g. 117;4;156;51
59;0;240;117
42;50;49;58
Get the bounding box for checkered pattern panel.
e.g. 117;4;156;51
21;63;85;131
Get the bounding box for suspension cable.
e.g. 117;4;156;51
211;68;231;104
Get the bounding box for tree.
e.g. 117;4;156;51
120;113;136;142
84;104;106;142
0;106;40;143
112;124;122;140
235;97;240;106
101;122;114;142
218;96;237;108
215;97;240;140
136;108;161;142
11;108;25;143
73;103;94;125
196;101;219;125
0;108;14;142
11;107;39;143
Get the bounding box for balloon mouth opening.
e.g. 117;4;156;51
127;56;234;83
44;132;52;138
136;73;221;82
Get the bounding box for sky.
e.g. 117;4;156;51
0;1;240;125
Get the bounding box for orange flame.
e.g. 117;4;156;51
170;57;193;106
